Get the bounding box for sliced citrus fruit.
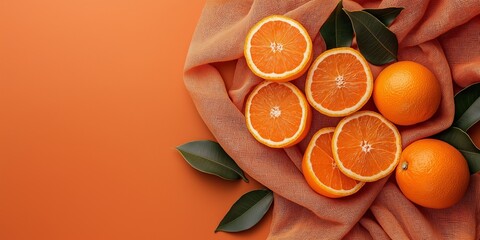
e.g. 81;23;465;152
245;81;311;148
302;127;365;198
332;111;402;182
244;15;313;82
305;47;373;117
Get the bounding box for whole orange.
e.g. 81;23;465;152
396;139;470;209
373;61;442;126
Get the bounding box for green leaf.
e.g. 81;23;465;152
435;127;479;152
364;7;404;26
434;127;480;174
458;150;480;174
454;82;480;131
344;9;398;65
454;83;480;120
320;1;353;49
215;189;273;233
176;140;248;182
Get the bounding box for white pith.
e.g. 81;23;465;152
335;75;346;88
270;42;284;53
360;140;372;153
270;106;281;118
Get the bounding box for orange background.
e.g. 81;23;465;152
0;1;270;239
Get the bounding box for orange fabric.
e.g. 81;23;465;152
184;0;480;239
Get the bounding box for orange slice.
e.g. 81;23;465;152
332;111;402;182
305;47;373;117
244;15;313;82
302;127;365;198
245;81;311;148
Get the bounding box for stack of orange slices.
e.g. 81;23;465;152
243;15;403;198
302;111;401;198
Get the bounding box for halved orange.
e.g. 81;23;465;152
245;81;311;148
244;15;313;82
302;127;365;198
332;111;402;182
305;47;373;117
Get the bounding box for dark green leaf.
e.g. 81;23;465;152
434;127;480;174
454;82;480;131
177;140;248;182
344;9;398;65
434;127;479;152
320;0;353;49
455;98;480;131
454;83;480;120
364;7;404;26
215;189;273;233
458;150;480;175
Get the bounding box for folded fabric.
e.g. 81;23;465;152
184;0;480;239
